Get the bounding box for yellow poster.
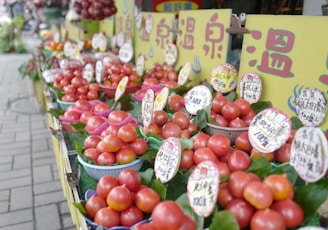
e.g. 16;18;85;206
239;15;328;130
135;12;176;69
175;9;232;85
98;16;114;37
115;0;135;42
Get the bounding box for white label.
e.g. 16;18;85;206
54;32;60;43
187;160;219;217
239;72;262;104
248;108;292;153
92;33;99;50
63;41;72;57
210;63;238;93
153;87;169;111
111;35;117;48
290;127;328;183
164;44;178;66
117;32;125;48
136;55;145;76
135;12;143;30
98;33;107;52
178;62;191;86
154;137;181;183
145;14;153;34
295;87;327;127
115;76;129;102
119;43;133;63
95;60;104;83
184;85;212;115
83;63;94;82
142;89;155;128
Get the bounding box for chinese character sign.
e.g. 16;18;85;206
135;12;176;69
176;9;231;85
239;15;328;130
114;0;135;42
152;0;201;13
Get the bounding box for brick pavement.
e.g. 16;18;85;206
0;42;76;229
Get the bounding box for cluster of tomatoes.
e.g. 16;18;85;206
83;110;148;166
144;110;198;139
210;93;255;128
102;60;139;88
219;172;304;229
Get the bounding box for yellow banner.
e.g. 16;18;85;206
115;0;135;42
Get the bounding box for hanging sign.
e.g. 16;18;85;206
210;63;238;93
290;127;328;183
142;89;155;128
239;72;262;104
184;85;212;115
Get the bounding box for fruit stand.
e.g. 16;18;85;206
33;0;328;229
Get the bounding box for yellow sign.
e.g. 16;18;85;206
239;15;328;130
115;0;135;42
135;12;176;69
175;9;232;85
98;16;114;38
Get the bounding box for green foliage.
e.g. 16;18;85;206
0;22;27;53
209;209;239;230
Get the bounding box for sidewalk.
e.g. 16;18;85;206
0;34;75;229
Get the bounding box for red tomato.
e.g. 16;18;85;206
80;111;94;124
207;134;231;157
85;194;107;218
96;175;118;199
243;181;273;210
161;122;182;139
94;103;110;113
85;116;106;132
77;85;88;95
193;147;217;165
167;71;178;81
84;135;102;149
235;131;252;153
75;99;92;111
274;143;291;163
63;85;76;95
122;63;133;75
107;110;130;125
228;170;255;198
221;102;241;121
117;123;137;143
227;150;251;172
120;206;144;227
271;199;304;228
151;201;185;230
211;94;229;114
216;161;231;180
234;98;251;116
192;132;210;150
89;83;100;92
250;209;286;230
229;117;247;128
180;149;194;169
241;109;256;126
94;207;120;228
118;169;141;192
134;187;160;213
87;90;98;100
96;152;116;165
63;110;80;120
116;148;136;164
83;148;100;161
168;94;184;111
217;182;234;208
152;110;168;127
107;185;133;212
102;134;123;152
263;174;292;201
71;76;84;88
214;114;229;127
225;198;255;229
172;111;190;129
61;93;77;102
130;138;148;156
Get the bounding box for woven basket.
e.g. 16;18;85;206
203;123;248;144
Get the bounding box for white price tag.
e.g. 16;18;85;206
119;43;133;63
239;72;262;104
82;63;94;82
145;14;153;34
153;87;169;111
184;85;212;115
164;44;178;66
178;62;191;86
115;76;129;102
141;89;155;128
95;60;104;83
210;63;238;93
136;55;145;76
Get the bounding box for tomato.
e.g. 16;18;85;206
78;94;88;100
84;135;102;149
134;187;161;213
122;63;133;75
234;98;251;116
130;138;148;156
107;185;133;211
219;147;234;162
89;83;100;92
143;78;159;87
117;123;137;143
85;116;106;132
250;149;274;162
102;134;123;152
217;182;234;208
207;134;231;157
250;209;286;230
63;110;80;121
93;103;110;114
59;78;69;89
271;199;304;228
94;207;120;228
61;93;77;102
211;94;229;114
87;90;98;100
179;213;197;230
180;149;194;169
110;62;122;74
193;147;217;165
221;102;241;121
228;170;254;198
77;85;88;95
143;123;159;136
193;132;210;150
241;109;256;126
187;122;198;135
167;71;178;81
217;161;231;180
116;148;136;164
229;117;247;128
235;131;252;153
78;110;93;123
172;111;190;129
214;114;229;127
83;148;100;161
274;143;291;163
227;150;251;172
161;122;182;139
225;198;255;229
168;94;184;111
75;99;92;111
134;222;156;230
96;152;116;165
129;73;139;82
120;205;144;227
118;169;141;192
85;194;107;218
96;175;118;199
105;124;120;136
263;174;291;200
63;85;76;95
243;181;273;210
151;201;185;230
71;76;84;88
107;110;130;125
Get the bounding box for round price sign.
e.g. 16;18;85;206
164;44;178;66
295;87;327;127
239;72;262;104
178;62;191;86
154;137;181;183
82;63;94;82
248;108;292;153
141;89;154;128
115;76;129;102
184;85;212;115
95;60;104;83
153;87;169;111
187;160;219;217
119;43;133;63
210;63;238;93
136;55;145;77
290;127;328;183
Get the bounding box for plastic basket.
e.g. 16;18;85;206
203;123;248;144
77;155;144;180
56;98;75;110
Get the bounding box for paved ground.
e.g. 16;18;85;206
0;35;76;230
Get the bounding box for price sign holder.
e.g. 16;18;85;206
119;43;134;63
248;108;291;153
115;76;129;102
95;60;104;84
290;127;328;183
210;63;238;93
184;85;212;115
178;62;191;86
82;63;94;82
239;72;262;104
187;160;219;217
153;87;169;111
164;44;178;66
141;89;155;128
136;55;146;77
154;137;181;183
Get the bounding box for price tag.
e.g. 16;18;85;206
95;60;104;83
145;14;153;34
164;44;178;66
54;31;60;43
98;33;107;52
63;41;72;57
135;12;143;30
136;55;145;76
154;137;181;183
184;85;212;115
68;43;80;59
82;63;94;82
290;127;328;183
77;40;85;51
154;87;169;111
178;62;191;86
115;76;129;102
248;108;292;153
239;72;262;104
117;32;125;48
210;63;238;93
295;87;327;127
111;35;117;49
92;33;99;50
119;43;133;63
142;89;155;128
187;160;219;217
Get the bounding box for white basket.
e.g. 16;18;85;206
203;123;248;144
78;155;144;180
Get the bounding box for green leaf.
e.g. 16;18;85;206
246;156;272;180
151;178;167;201
269;162;299;185
70;123;87;133
73;201;87;217
139;148;157;160
291;116;304;130
178;138;193;150
148;135;163;150
194;108;210;130
47;108;65;118
209;209;239;230
251;101;271;114
139;168;154;187
224;91;236;102
74;141;84;155
294;178;328;223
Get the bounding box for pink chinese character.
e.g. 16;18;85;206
266;29;295;52
155;18;171;49
117;16;124;33
203;13;224;59
180;17;195;50
125;15;133;40
140;28;150;42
